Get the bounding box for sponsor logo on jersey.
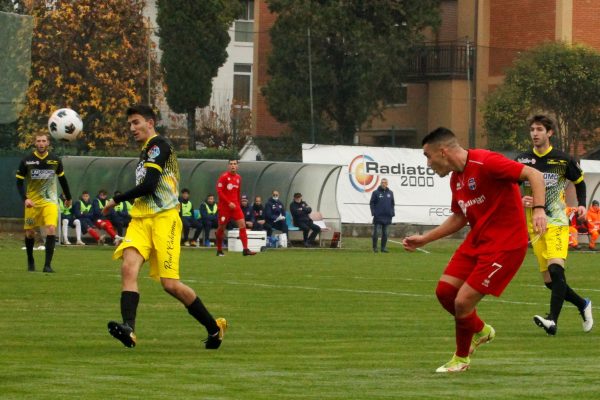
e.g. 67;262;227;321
135;161;146;184
226;183;239;191
147;145;160;160
543;172;559;187
25;160;39;165
47;160;58;165
457;194;486;216
31;169;55;179
517;157;536;164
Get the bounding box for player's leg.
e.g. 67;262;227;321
61;218;71;244
41;204;59;273
235;218;256;256
308;222;320;244
380;223;389;252
372;223;379;252
73;219;84;245
154;211;226;348
216;222;227;255
25;229;36;271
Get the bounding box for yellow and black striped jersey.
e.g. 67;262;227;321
516;146;584;226
16;151;65;206
130;135;180;217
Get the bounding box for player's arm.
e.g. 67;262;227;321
403;212;467;251
104;168;160;214
519;165;547;234
56;161;72;204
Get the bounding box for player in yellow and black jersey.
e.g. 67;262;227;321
16;132;72;272
102;104;226;350
516;115;593;335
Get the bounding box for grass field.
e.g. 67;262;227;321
1;234;599;399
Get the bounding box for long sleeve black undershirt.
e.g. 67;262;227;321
113;167;160;204
575;181;586;207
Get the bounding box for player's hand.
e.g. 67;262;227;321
102;199;116;215
229;202;236;210
577;205;587;217
64;199;72;207
403;235;426;252
522;195;534;208
532;208;547;234
24;199;34;208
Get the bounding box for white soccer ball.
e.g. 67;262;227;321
48;108;83;142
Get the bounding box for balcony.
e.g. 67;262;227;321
406;41;474;82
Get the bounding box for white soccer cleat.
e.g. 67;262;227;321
533;315;557;335
581;299;594;333
76;240;86;246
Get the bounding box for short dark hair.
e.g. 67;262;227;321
593;200;599;206
422;127;457;146
126;104;156;123
528;114;555;132
294;192;302;198
181;188;190;194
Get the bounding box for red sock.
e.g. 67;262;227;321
104;221;117;239
87;228;100;241
436;281;458;315
455;311;484;357
240;228;248;249
216;228;224;251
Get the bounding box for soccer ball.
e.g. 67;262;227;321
48;108;83;142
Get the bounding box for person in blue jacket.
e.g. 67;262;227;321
369;178;395;253
265;190;288;235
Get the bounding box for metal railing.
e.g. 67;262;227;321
406;41;474;81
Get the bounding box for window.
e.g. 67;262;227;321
384;84;408;106
234;0;254;43
233;63;252;106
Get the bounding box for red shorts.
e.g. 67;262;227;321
218;205;244;225
443;247;527;297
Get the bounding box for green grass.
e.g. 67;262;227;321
1;235;600;399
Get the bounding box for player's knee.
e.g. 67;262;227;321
548;263;566;283
436;281;458;314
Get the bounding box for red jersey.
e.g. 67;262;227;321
216;171;241;207
450;149;527;253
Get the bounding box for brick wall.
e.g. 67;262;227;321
252;1;288;137
489;0;555;77
573;0;600;49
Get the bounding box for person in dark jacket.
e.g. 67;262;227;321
240;194;256;229
265;190;288;235
369;178;395;252
290;193;321;247
199;194;218;247
252;196;272;237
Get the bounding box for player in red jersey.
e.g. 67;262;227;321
403;127;547;373
215;159;256;256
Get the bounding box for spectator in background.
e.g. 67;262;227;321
59;193;84;245
265;190;288;236
92;189;120;245
112;190;133;237
587;200;600;250
370;178;395;253
566;206;581;250
73;190;102;244
179;188;202;247
290;193;321;247
200;194;218;247
240;194;255;230
252;195;272;237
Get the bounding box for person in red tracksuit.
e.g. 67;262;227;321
215;159;256;257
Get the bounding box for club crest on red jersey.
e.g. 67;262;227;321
468;178;476;190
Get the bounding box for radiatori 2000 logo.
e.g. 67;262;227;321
348;154;380;193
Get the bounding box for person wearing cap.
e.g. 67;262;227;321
289;193;321;247
369;178;395;253
240;194;255;230
586;200;600;250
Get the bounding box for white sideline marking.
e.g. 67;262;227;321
222;280;544;306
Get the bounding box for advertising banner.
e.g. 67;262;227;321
302;144;452;225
